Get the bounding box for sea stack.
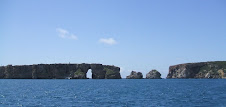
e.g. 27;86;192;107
146;70;162;79
126;71;143;79
167;61;226;79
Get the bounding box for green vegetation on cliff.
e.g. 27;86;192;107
167;61;226;79
0;64;121;79
198;61;226;78
74;69;85;75
213;61;226;73
104;67;115;75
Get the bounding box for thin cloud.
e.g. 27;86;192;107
99;38;117;45
56;28;78;40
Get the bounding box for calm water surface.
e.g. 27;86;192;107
0;79;225;107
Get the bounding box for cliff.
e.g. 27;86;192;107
167;61;226;79
0;63;121;79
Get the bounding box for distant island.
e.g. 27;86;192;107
0;61;226;79
0;63;121;79
167;61;226;79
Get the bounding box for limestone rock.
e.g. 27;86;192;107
146;70;161;79
4;65;32;79
0;66;5;78
73;69;87;79
0;63;121;79
104;65;121;79
167;61;226;79
33;64;53;79
126;71;143;79
205;73;211;78
90;64;105;79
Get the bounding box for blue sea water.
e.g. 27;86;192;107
0;79;225;107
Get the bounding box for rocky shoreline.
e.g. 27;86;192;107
0;61;226;79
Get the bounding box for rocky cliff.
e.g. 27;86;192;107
0;63;121;79
167;61;226;79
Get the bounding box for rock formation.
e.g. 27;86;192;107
104;65;121;79
146;70;161;79
167;61;226;79
0;63;121;79
126;71;143;79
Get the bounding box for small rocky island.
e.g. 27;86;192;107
126;70;162;79
167;61;226;79
146;70;162;79
0;63;121;79
126;71;143;79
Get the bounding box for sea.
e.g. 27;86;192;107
0;79;225;107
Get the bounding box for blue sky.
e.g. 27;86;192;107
1;0;226;78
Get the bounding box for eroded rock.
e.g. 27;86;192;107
104;65;121;79
73;69;87;79
167;61;226;79
146;70;161;79
0;63;121;79
90;64;105;79
126;71;143;79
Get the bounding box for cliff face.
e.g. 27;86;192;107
167;61;226;79
0;63;121;79
104;65;121;79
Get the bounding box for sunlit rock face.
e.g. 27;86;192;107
0;63;121;79
167;61;226;79
126;71;143;79
146;70;161;79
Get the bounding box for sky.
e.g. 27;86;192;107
1;0;226;78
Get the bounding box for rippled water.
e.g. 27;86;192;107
0;79;225;106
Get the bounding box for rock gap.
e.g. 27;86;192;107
87;69;92;79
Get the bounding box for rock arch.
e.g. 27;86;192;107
0;63;121;79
